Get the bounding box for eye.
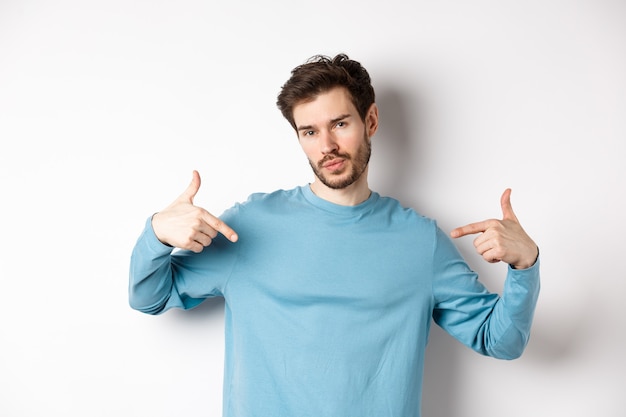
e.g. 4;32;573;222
335;121;346;128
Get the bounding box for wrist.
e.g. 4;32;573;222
150;212;172;247
511;246;539;270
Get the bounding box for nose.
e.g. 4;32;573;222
319;130;338;154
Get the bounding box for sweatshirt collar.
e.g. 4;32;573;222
300;184;379;216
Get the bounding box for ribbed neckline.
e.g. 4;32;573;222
299;184;380;216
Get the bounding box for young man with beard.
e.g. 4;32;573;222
129;54;540;417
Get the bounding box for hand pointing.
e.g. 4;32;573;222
450;189;538;269
151;170;238;253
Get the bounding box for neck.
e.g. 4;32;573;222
309;171;371;206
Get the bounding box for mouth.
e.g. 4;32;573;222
321;158;346;171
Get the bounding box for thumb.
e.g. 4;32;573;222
500;188;519;222
178;170;201;204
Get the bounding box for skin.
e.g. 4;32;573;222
152;170;238;253
450;188;538;269
152;86;538;269
292;87;378;206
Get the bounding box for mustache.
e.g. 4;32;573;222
317;152;351;169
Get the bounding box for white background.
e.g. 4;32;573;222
1;0;624;416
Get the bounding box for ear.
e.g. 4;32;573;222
365;103;379;137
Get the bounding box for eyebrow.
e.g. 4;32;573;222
296;114;352;132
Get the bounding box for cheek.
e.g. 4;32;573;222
343;132;367;149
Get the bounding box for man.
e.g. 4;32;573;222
129;54;540;417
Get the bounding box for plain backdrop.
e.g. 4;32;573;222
1;0;624;416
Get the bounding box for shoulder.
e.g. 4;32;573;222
374;194;436;228
224;187;304;220
219;187;304;239
241;187;302;208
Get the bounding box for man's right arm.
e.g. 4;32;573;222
128;171;238;314
128;217;180;314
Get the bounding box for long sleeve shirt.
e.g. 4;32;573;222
129;185;540;417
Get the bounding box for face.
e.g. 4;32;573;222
293;87;378;191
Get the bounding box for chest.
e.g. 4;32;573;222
226;215;434;314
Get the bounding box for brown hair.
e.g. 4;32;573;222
276;54;376;130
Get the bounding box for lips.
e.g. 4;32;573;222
322;158;345;171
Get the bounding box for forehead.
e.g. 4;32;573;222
293;87;358;126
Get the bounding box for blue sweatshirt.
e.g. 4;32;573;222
129;185;540;417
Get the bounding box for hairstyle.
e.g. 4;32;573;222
276;54;376;130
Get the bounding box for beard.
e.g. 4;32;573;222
308;132;372;190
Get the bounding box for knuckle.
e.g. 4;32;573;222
488;219;501;228
183;236;196;246
189;206;203;216
211;217;223;229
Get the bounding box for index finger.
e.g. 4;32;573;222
450;220;490;238
203;212;239;242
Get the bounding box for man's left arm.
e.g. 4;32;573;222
442;188;540;359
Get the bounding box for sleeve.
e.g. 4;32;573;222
431;225;540;359
128;206;241;315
